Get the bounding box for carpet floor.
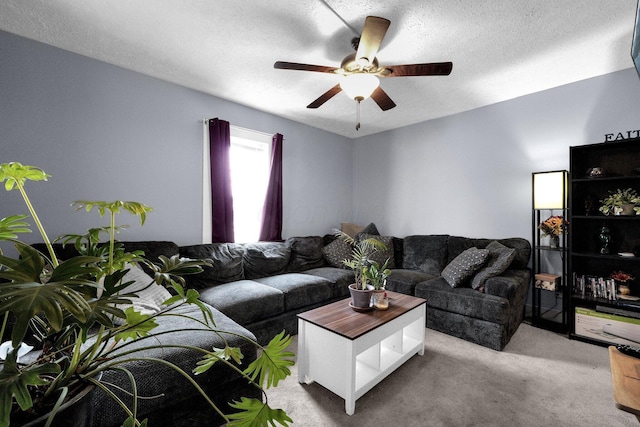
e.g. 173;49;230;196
266;323;639;426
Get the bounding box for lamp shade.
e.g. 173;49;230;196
533;170;567;209
340;74;379;100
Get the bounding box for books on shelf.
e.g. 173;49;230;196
572;273;617;301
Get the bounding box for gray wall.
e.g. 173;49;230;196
353;68;640;240
0;30;353;247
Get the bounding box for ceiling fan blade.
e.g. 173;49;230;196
274;61;337;73
355;16;390;65
382;62;453;77
307;84;342;109
370;87;396;111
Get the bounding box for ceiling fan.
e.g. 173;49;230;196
274;16;453;130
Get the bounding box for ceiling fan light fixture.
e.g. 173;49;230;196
340;74;379;100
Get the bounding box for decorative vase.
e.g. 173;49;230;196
598;225;611;255
371;290;389;310
549;235;560;249
348;284;373;310
621;203;636;216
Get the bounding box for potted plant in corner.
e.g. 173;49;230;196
0;162;294;427
599;188;640;216
337;231;392;311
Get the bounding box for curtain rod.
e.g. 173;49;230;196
201;119;282;139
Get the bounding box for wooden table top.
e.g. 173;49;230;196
609;346;640;418
297;291;426;340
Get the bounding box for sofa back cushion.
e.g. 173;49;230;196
179;243;245;288
402;235;449;276
243;242;291;279
447;236;530;270
286;236;325;272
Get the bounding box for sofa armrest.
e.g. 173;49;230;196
483;270;529;301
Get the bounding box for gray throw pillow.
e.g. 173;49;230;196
471;241;517;290
358;233;396;269
442;247;489;288
322;238;353;268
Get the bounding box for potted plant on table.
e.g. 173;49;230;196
0;163;294;427
599;188;640;216
337;231;392;310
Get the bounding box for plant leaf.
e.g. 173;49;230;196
114;307;158;342
0;349;60;424
0;162;50;192
244;331;294;389
226;397;292;427
0;215;31;240
194;346;244;375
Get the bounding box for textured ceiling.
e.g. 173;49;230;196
0;0;637;138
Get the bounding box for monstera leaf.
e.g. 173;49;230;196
244;331;295;389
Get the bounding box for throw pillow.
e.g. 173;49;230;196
243;242;291;279
286;236;325;272
358;233;396;269
442;247;489;288
471;241;517;290
113;263;173;325
322;238;353;268
354;222;380;240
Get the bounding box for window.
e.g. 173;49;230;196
229;126;272;243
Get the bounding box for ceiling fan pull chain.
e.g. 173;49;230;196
355;97;362;131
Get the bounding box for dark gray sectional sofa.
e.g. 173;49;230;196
32;232;530;425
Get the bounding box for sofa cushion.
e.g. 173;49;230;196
121;241;179;262
471;241;517;290
322;238;352;268
415;277;510;324
92;303;258;425
442;247;489;288
303;267;354;298
197;280;285;325
243;242;291;279
384;269;436;295
358;233;396;269
402;235;449;276
285;236;325;272
254;273;333;310
180;243;245;288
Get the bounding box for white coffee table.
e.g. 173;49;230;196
296;291;426;415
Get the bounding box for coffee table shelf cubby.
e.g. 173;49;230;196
297;291;426;415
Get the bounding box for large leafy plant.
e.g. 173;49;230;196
0;162;294;427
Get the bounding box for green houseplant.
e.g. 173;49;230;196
599;188;640;216
0;162;294;427
337;231;392;309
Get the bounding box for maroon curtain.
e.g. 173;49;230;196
259;133;283;241
209;118;234;243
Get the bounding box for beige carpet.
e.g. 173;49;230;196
266;323;639;426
